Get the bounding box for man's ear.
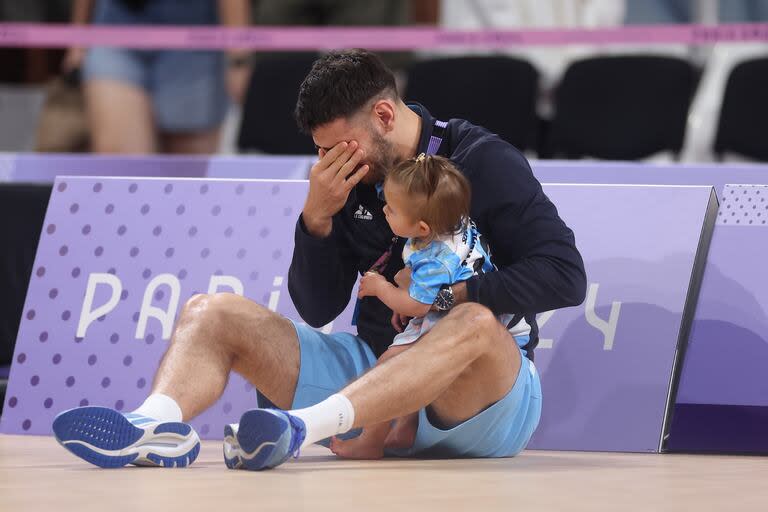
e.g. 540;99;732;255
372;99;396;133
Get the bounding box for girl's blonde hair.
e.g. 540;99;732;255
385;153;471;242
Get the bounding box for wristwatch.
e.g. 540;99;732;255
434;285;455;311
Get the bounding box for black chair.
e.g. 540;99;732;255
0;184;51;414
548;56;699;160
714;57;768;162
405;56;540;152
237;53;319;154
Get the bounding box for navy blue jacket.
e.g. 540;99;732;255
288;103;587;359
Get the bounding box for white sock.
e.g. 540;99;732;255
290;394;355;449
132;393;183;423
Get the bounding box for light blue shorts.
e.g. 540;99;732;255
277;321;542;458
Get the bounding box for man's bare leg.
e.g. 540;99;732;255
151;292;301;420
329;343;414;460
237;303;521;467
52;292;299;468
341;303;520;430
330;306;516;459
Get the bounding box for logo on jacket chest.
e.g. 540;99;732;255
354;204;374;221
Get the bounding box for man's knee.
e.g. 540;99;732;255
180;293;212;318
445;303;500;349
176;293;275;345
179;293;226;325
449;303;499;333
181;292;263;319
431;305;519;420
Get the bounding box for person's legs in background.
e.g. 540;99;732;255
82;47;228;154
82;47;157;153
161;130;221;154
153;49;228;154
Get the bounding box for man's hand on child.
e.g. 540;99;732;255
391;312;411;333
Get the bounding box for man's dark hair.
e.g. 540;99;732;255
295;49;398;134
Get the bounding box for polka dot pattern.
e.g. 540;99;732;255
3;177;355;439
717;185;768;226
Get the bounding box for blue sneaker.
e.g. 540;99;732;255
223;409;306;471
222;422;243;469
52;406;201;468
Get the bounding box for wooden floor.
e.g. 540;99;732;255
1;435;765;511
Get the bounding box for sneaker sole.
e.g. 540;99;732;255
223;424;244;469
234;409;290;471
52;406;200;468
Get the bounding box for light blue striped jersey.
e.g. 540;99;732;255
403;219;494;305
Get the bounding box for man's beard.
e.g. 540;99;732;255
361;130;401;185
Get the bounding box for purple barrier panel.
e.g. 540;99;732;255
5;154;311;183
5;155;763;451
532;160;768;201
527;184;717;452
531;162;768;453
665;185;768;453
205;156;311;180
6;154;766;188
0;177;353;439
678;185;768;407
11;154;208;181
1;178;716;455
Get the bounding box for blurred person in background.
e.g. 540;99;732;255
0;0;72;151
63;0;251;154
252;0;407;30
251;0;410;70
625;0;768;24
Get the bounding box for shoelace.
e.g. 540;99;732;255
286;414;306;459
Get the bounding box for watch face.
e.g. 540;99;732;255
437;287;454;311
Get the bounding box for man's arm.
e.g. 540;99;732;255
288;216;359;328
462;142;587;314
287;142;370;327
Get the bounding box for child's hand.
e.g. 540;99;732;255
358;271;387;298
